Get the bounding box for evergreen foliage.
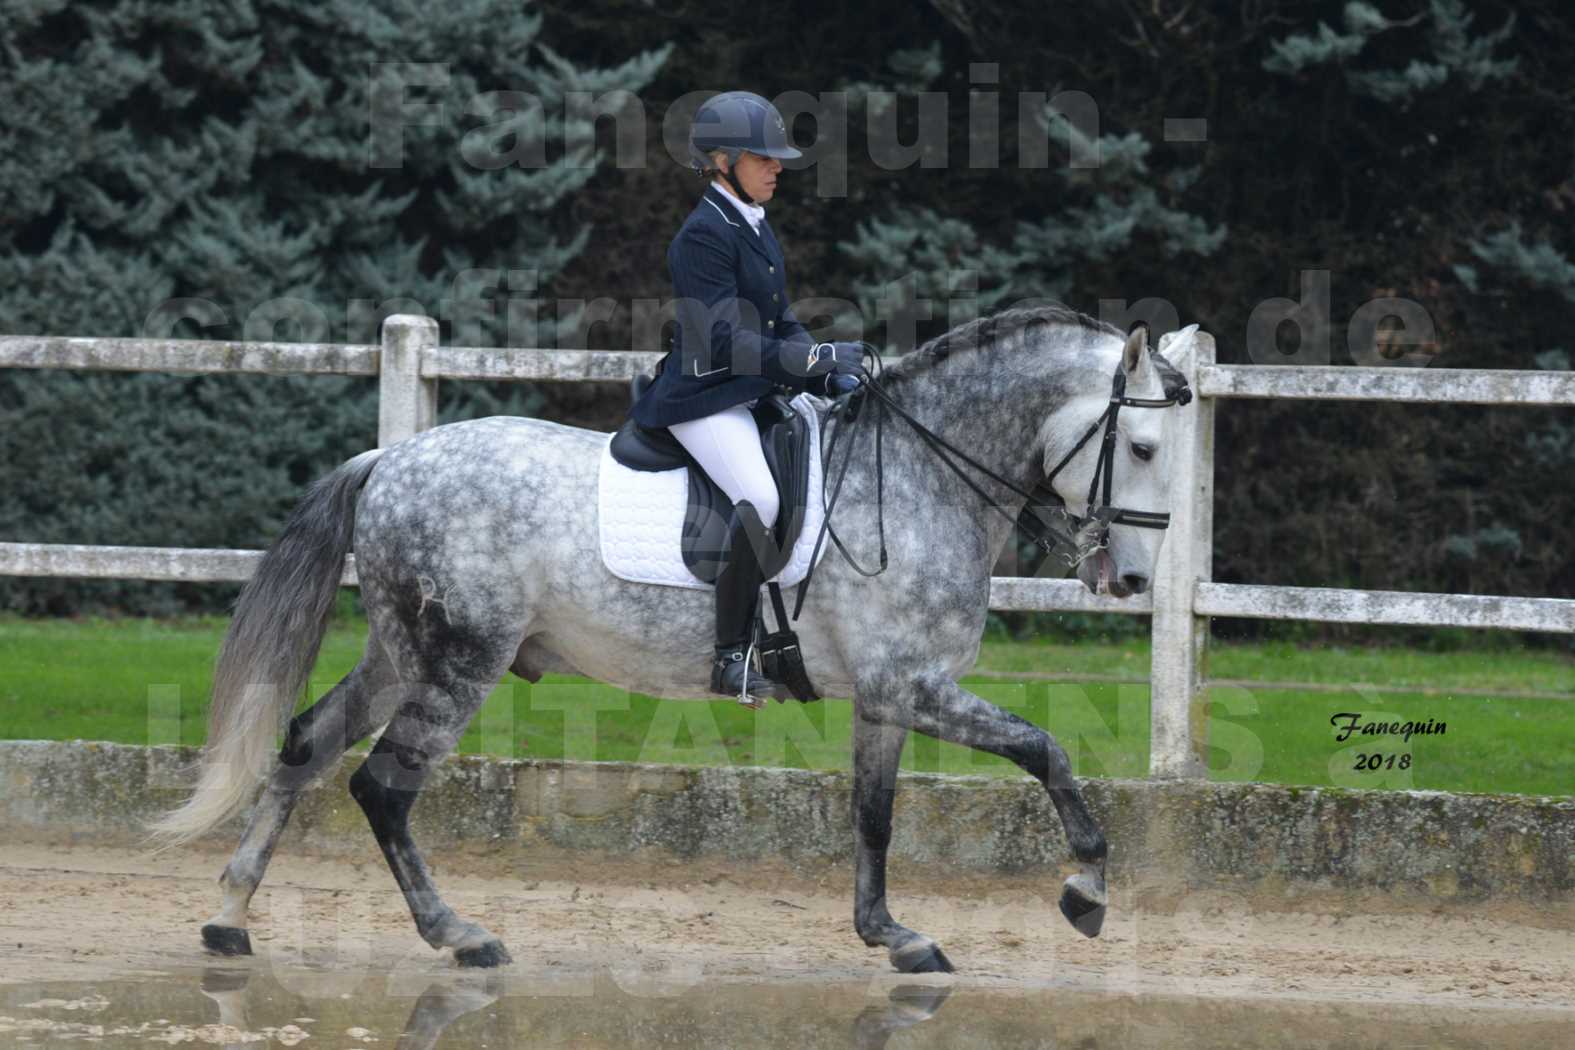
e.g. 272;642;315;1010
1263;3;1390;75
840;42;944;120
2;0;1570;632
1461;225;1575;306
837;87;1223;344
1264;0;1516;106
0;0;666;613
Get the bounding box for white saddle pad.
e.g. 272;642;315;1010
598;393;828;590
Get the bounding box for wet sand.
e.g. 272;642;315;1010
0;840;1569;1047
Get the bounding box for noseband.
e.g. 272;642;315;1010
790;341;1192;620
1031;352;1193;567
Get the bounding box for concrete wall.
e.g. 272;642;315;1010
2;740;1570;905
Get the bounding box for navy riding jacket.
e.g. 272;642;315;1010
629;185;823;428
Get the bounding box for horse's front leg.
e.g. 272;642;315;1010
850;710;954;973
862;670;1109;943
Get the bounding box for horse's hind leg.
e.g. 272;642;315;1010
348;653;514;968
202;654;389;955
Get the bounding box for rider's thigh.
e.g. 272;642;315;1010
668;403;780;530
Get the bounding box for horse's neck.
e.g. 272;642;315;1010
825;361;1063;568
881;357;1063;497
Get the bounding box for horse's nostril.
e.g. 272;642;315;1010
1120;574;1149;595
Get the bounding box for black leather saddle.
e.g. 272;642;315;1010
610;375;814;585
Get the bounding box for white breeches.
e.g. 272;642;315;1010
667;402;780;530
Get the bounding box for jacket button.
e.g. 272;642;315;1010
767;320;775;328
768;265;775;273
772;293;780;302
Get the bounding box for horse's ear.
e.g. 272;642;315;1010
1158;323;1199;373
1122;325;1148;375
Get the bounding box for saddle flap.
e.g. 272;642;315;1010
598;392;828;593
681;395;814;585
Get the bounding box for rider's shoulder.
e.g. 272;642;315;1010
670;200;735;253
690;186;745;227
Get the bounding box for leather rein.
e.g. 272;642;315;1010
791;342;1193;621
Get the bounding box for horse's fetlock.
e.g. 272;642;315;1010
854;920;885;947
854;903;896;946
415;906;462;945
1069;831;1107;866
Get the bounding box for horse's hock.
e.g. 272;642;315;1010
2;740;1570;912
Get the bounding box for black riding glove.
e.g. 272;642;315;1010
804;342;865;398
805;341;864;378
812;373;863;398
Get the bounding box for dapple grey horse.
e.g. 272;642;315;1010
151;304;1199;973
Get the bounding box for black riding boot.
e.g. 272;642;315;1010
711;501;782;702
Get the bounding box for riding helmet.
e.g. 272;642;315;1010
687;91;802;173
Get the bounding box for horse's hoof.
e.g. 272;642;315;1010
454;940;513;968
201;924;253;956
890;939;955;974
1059;885;1106;938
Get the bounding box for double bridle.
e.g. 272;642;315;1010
791;337;1193;620
1032;351;1194;564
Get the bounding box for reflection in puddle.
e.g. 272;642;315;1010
0;969;953;1048
0;967;1566;1048
396;976;505;1050
853;984;953;1049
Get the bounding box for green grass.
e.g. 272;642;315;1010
976;635;1575;694
1;615;1570;796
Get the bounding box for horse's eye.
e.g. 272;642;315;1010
1131;443;1154;462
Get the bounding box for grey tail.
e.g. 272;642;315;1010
147;448;385;847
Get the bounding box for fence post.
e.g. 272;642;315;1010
1148;330;1216;778
379;314;439;447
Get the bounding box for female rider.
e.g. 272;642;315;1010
628;91;863;702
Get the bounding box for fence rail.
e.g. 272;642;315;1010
1194;583;1575;634
4;315;1573;779
1197;363;1575;405
0;334;380;376
0;543;360;586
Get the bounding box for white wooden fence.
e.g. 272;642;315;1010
4;315;1573;778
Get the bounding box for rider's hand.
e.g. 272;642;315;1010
806;341;865;378
823;372;862;397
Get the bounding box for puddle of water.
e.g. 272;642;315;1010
0;966;1568;1048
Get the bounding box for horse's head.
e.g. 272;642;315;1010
1039;323;1198;599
